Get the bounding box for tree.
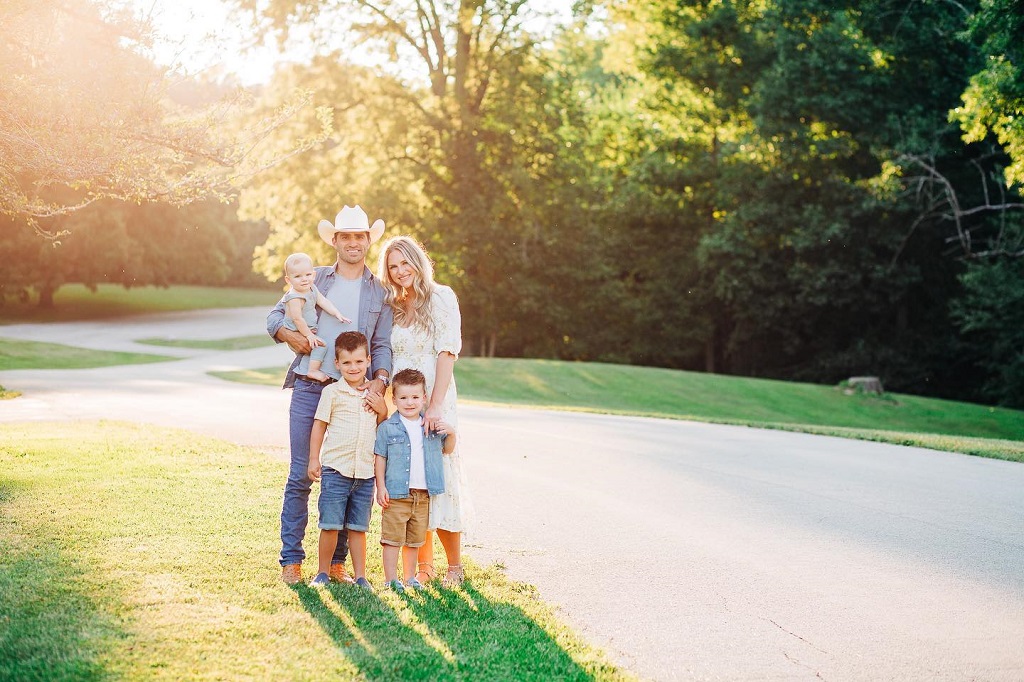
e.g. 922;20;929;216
951;0;1024;188
602;0;1000;398
242;0;558;354
952;255;1024;407
0;0;325;239
0;200;270;307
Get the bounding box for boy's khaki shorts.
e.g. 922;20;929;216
380;489;430;547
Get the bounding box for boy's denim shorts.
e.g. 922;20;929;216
318;468;374;532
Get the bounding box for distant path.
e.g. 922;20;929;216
2;309;1023;681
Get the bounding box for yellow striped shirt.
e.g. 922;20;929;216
313;382;378;478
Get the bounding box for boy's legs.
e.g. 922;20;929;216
413;492;439;581
404;491;430;584
342;475;376;584
281;380;349;571
314;467;351;579
348;531;367;580
317;530;339;577
380;497;413;584
401;546;418;583
382;545;401;583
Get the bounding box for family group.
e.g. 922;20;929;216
267;205;469;591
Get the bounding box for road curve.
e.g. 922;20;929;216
2;308;1023;681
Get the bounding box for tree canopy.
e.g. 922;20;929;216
8;0;1024;408
0;0;325;238
235;0;1024;406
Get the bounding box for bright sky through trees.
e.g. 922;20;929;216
136;0;575;85
134;0;311;84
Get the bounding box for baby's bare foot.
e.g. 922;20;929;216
305;369;329;382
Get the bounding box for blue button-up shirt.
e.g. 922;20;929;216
267;264;393;388
374;411;447;498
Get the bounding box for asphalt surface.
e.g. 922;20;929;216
2;307;1023;681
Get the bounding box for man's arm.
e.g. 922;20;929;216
361;300;394;395
370;301;394;379
267;295;287;341
268;296;312;355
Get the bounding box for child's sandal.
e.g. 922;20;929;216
416;562;436;583
442;564;464;588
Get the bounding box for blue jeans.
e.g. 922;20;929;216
318;469;375;531
280;378;349;566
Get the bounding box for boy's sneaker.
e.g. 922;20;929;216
354;577;374;591
385;580;406;592
309;572;330;587
404;578;423;590
281;564;302;585
329;564;354;584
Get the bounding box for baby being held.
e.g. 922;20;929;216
281;252;351;382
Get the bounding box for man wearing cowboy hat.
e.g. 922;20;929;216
267;205;394;585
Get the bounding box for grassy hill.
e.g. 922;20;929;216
215;358;1024;462
454;358;1022;441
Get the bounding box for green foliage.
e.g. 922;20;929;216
595;0;1021;400
952;257;1024;406
0;200;269;307
951;0;1024;187
0;1;323;237
237;0;1024;407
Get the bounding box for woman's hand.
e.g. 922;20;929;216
423;403;443;434
364;390;387;418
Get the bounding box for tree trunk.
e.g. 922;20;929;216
704;335;716;374
37;283;56;308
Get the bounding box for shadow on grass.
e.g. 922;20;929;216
0;481;125;682
296;579;596;681
405;582;598;681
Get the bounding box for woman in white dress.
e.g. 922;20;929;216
378;235;468;587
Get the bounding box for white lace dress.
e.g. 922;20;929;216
391;285;471;532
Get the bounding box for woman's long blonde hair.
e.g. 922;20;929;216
378;235;436;330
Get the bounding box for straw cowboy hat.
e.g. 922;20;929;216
317;205;385;245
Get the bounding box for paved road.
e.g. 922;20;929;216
2;308;1024;681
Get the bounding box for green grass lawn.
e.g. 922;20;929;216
0;284;278;324
212;358;1024;462
0;338;174;371
0;422;629;681
137;335;273;351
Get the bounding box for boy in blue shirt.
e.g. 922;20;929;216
374;369;455;591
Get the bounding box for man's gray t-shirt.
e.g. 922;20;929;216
295;276;361;379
